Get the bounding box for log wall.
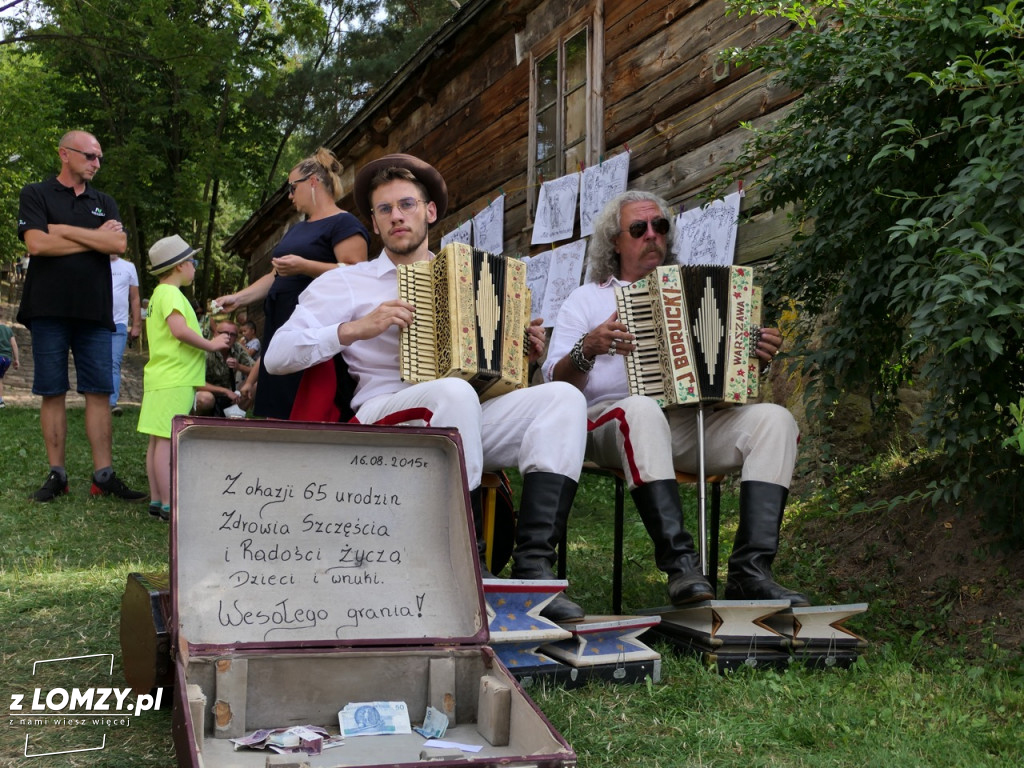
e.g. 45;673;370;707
230;0;800;292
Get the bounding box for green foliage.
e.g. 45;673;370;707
722;0;1024;535
0;1;456;300
1003;397;1024;456
0;49;65;269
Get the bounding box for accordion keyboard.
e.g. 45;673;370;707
616;285;668;401
615;265;759;408
398;264;440;381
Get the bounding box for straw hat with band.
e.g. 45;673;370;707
353;154;448;224
148;235;201;275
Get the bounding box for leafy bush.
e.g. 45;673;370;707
724;0;1024;535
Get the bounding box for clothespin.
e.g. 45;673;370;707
579;160;585;173
499;187;506;197
599;154;604;166
623;142;630;153
738;179;745;197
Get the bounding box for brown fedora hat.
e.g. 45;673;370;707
354;153;448;224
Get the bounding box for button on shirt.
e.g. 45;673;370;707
264;253;413;411
543;277;633;405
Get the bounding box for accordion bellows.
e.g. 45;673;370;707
398;243;531;401
615;265;762;408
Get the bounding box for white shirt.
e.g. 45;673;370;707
110;257;139;327
264;253;412;410
543;277;632;406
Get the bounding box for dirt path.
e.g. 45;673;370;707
0;299;146;408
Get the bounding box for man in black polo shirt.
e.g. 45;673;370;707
17;130;146;502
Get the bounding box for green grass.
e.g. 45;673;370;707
1;404;1022;767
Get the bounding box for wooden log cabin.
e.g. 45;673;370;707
225;0;799;314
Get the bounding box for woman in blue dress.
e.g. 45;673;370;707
216;148;369;419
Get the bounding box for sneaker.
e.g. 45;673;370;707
0;400;6;408
90;472;148;501
111;405;123;416
31;471;69;502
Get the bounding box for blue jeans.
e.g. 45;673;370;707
110;323;128;406
30;318;113;396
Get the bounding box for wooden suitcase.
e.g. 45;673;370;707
168;417;575;767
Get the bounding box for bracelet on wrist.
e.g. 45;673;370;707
569;335;595;373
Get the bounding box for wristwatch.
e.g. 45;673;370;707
569;334;595;373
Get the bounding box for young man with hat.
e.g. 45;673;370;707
16;129;146;502
265;154;590;622
138;235;232;520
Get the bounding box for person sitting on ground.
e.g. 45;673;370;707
240;320;260;360
194;318;256;416
544;190;809;608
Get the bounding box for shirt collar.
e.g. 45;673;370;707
600;275;632;289
374;250;435;275
48;176;96;199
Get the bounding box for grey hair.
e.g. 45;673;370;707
585;190;675;283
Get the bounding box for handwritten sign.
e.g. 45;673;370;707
173;421;484;649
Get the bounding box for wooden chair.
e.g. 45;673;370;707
561;463;725;615
479;471;515;574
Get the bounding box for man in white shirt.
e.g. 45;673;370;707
544;190;808;608
109;254;141;415
266;154;589;622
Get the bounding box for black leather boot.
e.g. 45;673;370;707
469;487;495;579
631;480;715;606
510;472;586;623
724;481;810;606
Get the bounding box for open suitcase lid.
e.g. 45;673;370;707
170;417;488;655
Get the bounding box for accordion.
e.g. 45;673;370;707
398;243;531;401
614;264;762;408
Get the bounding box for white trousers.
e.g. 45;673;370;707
356;378;588;488
586;396;798;490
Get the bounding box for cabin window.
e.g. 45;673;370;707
530;24;595;219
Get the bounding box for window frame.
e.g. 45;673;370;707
526;7;603;225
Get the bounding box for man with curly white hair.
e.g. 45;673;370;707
544;190;808;607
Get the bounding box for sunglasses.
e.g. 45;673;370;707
287;174;312;195
188;258;199;268
625;217;670;239
62;146;103;162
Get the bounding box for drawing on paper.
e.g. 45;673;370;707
473;195;505;255
441;220;473;250
580;152;630;237
672;192;742;267
531;173;580;245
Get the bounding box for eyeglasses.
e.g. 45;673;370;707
188;258;199;268
372;198;425;218
220;330;239;337
624;217;670;239
61;146;103;163
287;174;312;195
